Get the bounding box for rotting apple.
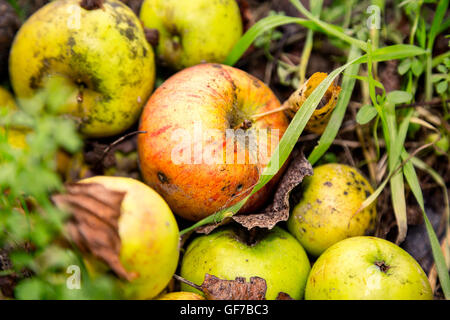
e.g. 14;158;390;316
79;176;180;300
180;226;311;300
157;291;205;300
287;163;377;257
138;63;290;221
9;0;155;138
140;0;242;70
305;236;433;300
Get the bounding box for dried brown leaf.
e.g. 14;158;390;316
52;183;136;281
197;150;313;234
202;274;267;300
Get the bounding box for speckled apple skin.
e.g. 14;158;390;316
288;163;377;256
138;63;290;221
10;0;155;137
305;236;433;300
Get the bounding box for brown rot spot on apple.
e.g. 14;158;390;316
157;172;169;184
144;28;159;47
236;184;243;192
374;261;390;273
80;0;104;11
324;181;333;187
212;64;223;69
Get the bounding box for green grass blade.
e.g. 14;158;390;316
308;45;361;165
403;151;450;299
298;0;324;85
290;0;368;51
355;44;428;64
223;15;316;66
386;108;413;244
427;0;449;50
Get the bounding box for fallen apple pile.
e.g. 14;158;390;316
0;0;445;301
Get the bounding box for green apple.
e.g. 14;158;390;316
9;0;155;138
305;236;433;300
140;0;242;69
79;176;180;300
180;226;311;300
287;163;377;257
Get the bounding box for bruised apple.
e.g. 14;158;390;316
288;163;376;256
9;0;155;138
140;0;242;69
79;176;179;300
138;63;290;221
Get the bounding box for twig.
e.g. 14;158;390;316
173;274;202;291
95;130;147;169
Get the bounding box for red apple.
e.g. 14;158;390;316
138;63;289;221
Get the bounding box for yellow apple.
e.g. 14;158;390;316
140;0;242;69
157;291;205;300
9;0;155;138
287;163;377;256
79;176;179;300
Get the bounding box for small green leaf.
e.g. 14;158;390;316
398;58;412;75
436;80;448;94
356;104;378;125
386;90;412;105
437;64;448;73
411;58;424;76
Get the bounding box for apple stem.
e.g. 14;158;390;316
94;130;147;170
80;0;104;10
374;261;390;273
173;274;203;291
233;119;253;130
251;104;291;121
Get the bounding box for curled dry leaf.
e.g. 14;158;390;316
197;150;313;234
284;72;341;134
202;274;267;300
52;183;136;281
175;273;296;300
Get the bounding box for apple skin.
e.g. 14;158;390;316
287;163;376;257
0;87;28;149
138;63;289;221
140;0;242;70
157;292;205;300
0;87;17;110
180;226;311;300
305;236;433;300
9;0;155;138
79;176;180;300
